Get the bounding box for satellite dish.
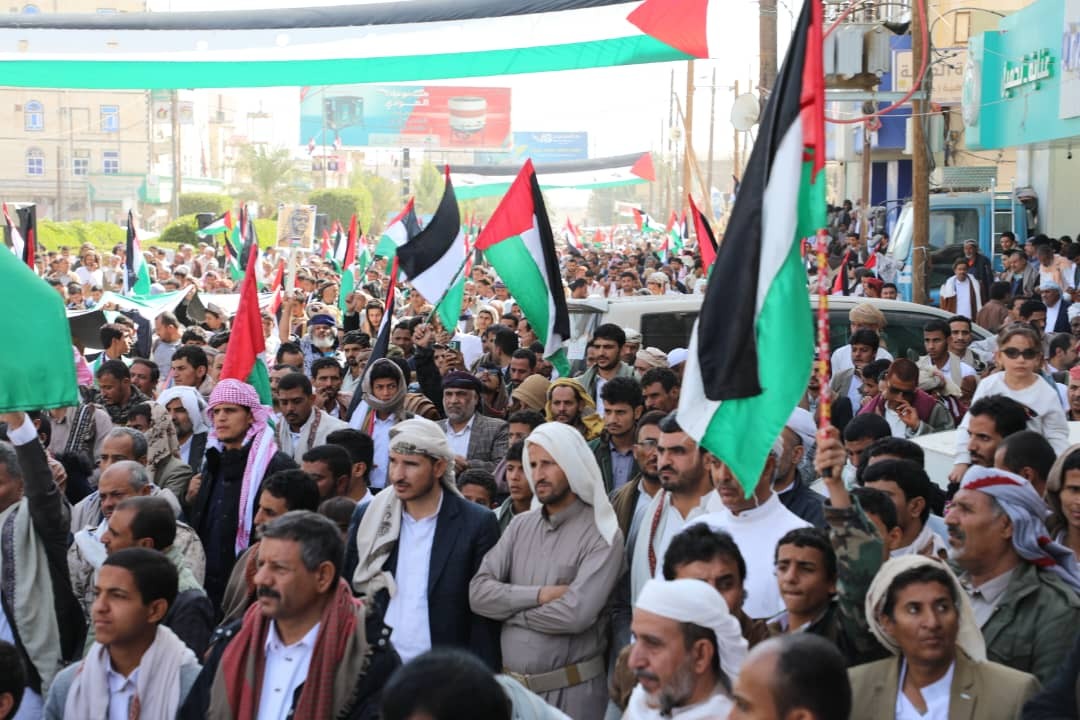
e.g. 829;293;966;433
731;93;760;132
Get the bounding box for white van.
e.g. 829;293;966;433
566;295;990;363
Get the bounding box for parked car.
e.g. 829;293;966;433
566;295;991;363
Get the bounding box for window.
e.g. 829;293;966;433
72;152;89;176
26;148;44;176
640;311;699;354
100;105;119;132
24;100;43;131
21;5;40;13
103;150;119;175
927;208;980;289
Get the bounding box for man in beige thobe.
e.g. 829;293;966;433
470;421;625;719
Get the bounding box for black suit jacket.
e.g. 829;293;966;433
1052;300;1073;334
348;490;502;669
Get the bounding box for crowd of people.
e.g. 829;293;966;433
1;226;1080;720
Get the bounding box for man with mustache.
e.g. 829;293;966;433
944;466;1080;684
273;372;348;463
960;395;1029;470
187;512;397;719
623;578;747;719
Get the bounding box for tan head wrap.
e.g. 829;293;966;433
865;555;985;662
544;377;604;441
849;303;887;329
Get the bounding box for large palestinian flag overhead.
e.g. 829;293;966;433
0;1;696;89
453;152;655;200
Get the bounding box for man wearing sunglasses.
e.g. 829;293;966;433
856;359;954;438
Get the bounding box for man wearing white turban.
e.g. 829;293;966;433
945;466;1080;683
849;555;1039;719
623;578;747;719
157;386;209;469
470;421;625;720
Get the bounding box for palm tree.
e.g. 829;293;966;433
235;145;301;217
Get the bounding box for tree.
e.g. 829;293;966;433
306;187;373;232
412;162;444;216
351;170;400;235
235;145;301;217
178;193;231;217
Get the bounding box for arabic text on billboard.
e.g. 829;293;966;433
299;85;511;151
511;132;589;163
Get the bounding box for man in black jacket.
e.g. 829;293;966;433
0;412;85;716
186;379;296;612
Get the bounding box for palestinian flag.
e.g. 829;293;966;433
689;194;718;272
375;198;421;260
196;210;232;237
0;3;692;90
475;160;570;375
220;233;272;406
666;210;683;252
269;258;286;315
0;239;78;411
564;217;582;251
633;208;667;235
831;250;852;296
123;211;151;296
453;152;655;200
396;167;468;332
346;256;400;425
2;203;33;270
338;214;359;317
239;215;260;284
676;0;824;495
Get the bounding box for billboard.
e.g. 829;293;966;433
511;132;589;163
299;85;511;151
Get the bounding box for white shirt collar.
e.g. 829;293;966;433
728;492;781;521
446;414;476;436
106;655;139;692
264;619;321;655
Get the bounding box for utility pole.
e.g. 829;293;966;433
860;122;872;250
171;90;181;220
666;68;675;216
56;145;63;221
759;0;777;109
732;80;740;179
707;67;717;195
911;0;930;305
682;60;695;213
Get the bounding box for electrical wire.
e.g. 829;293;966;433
825;0;930;125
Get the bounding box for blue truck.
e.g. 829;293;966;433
886;187;1038;304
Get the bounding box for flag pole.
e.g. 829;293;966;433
814;228;832;431
423;254;470;327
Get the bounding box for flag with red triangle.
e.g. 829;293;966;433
689;194;718;272
220;236;272;406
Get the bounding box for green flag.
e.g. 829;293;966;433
0;248;79;410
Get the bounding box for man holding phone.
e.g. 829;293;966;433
855;358;954;438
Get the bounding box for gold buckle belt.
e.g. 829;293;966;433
504;655;605;694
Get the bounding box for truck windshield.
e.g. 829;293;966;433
889;205;913;262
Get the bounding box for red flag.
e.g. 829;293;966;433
344;214;358;268
220;233;268;400
688;194;717;271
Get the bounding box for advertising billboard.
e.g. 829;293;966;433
510;132;589;163
299;85;511;151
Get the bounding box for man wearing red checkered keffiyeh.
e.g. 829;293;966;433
186;379;297;611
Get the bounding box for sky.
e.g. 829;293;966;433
150;0;796;166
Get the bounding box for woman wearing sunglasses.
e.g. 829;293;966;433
949;324;1070;486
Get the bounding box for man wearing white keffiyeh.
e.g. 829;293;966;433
944;465;1080;683
186;379;297;612
44;548;201;720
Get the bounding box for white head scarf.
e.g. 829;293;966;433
865;554;986;662
636;578;748;679
523;421;620;545
156;385;209;435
